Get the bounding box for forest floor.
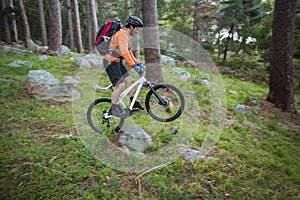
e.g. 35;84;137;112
0;46;299;199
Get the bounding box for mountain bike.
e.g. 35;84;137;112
87;72;185;134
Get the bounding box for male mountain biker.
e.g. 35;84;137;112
103;16;145;117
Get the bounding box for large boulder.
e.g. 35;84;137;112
26;70;79;102
74;53;102;69
119;124;153;152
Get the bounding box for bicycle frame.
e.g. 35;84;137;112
117;75;168;111
117;75;147;110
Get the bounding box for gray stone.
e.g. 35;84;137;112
26;70;80;102
228;90;238;94
175;67;191;79
200;78;210;89
63;76;79;87
170;126;179;134
178;146;201;162
61;45;72;55
235;104;251;114
74;53;102;69
29;39;39;48
119;124;153;152
161;55;175;66
8;60;32;68
1;45;30;54
177;145;213;163
38;55;48;61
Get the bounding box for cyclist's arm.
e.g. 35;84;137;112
118;33;138;67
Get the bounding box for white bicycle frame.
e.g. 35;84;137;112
117;75;147;110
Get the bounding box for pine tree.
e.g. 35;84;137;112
142;0;164;84
267;0;297;112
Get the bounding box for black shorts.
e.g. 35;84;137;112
104;60;129;86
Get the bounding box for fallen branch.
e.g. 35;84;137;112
135;161;173;180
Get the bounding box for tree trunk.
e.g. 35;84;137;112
2;0;11;43
142;0;164;85
126;0;142;60
82;0;89;50
48;0;62;55
38;0;48;46
9;0;18;43
193;0;201;42
223;25;234;62
17;0;30;48
267;0;296;112
66;0;75;50
73;0;83;53
89;0;98;52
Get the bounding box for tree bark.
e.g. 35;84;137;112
66;0;75;50
17;0;30;48
48;0;62;55
89;0;98;51
73;0;83;53
142;0;164;85
2;0;11;43
193;0;201;42
131;0;142;60
82;0;89;50
38;0;48;46
9;0;18;43
223;25;234;62
267;0;296;112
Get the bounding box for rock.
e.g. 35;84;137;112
170;126;179;134
175;67;191;79
228;90;238;94
177;145;213;163
38;55;48;61
200;78;210;89
29;39;39;48
161;55;175;66
8;60;32;68
235;104;251;113
180;60;198;68
26;70;80;102
64;76;79;87
61;45;72;55
177;146;201;162
74;53;102;69
1;45;30;54
119;124;153;152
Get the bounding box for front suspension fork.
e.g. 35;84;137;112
146;82;168;105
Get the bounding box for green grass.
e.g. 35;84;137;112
0;47;299;199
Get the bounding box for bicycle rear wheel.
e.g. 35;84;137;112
87;98;125;134
145;84;185;122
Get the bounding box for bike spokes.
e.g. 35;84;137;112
87;98;124;134
145;84;185;122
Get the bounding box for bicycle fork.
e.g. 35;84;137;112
146;82;168;106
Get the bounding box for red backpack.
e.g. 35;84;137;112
95;20;122;56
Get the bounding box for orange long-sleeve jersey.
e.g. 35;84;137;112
103;28;139;68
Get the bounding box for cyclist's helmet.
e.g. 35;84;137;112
126;16;144;27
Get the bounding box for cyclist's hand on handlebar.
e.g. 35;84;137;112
137;63;145;69
133;63;145;76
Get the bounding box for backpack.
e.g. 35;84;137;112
95;20;122;56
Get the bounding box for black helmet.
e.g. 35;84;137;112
126;16;144;27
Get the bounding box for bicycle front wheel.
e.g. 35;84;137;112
145;84;185;122
87;98;125;134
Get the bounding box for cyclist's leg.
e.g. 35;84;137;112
105;62;128;118
121;63;144;110
105;61;125;104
